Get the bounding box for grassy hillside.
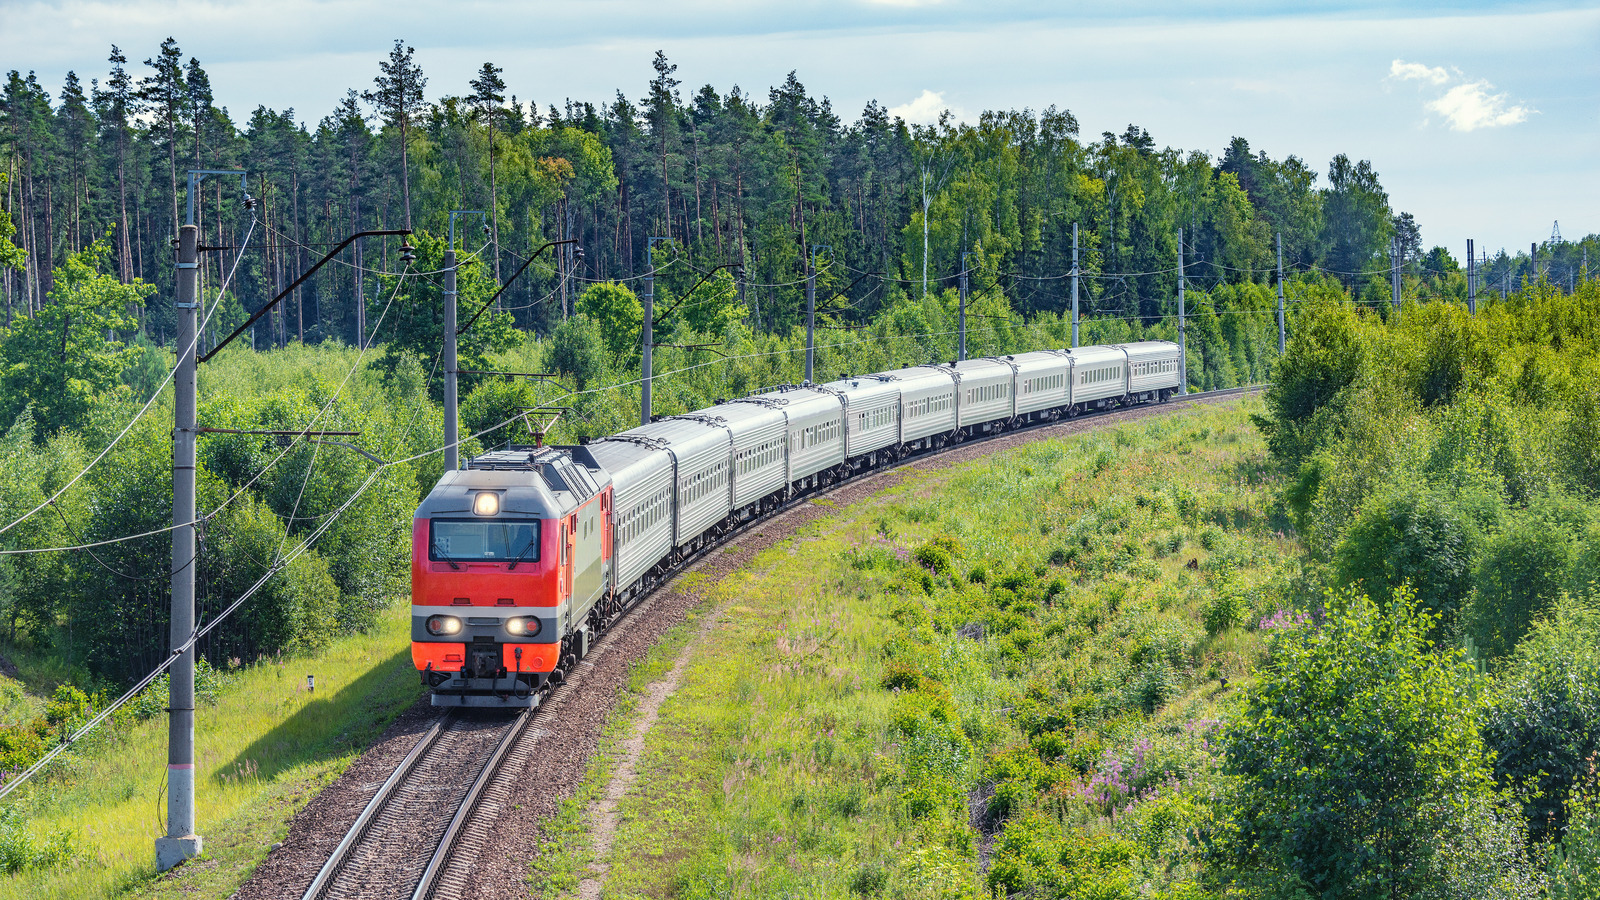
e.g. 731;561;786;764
543;399;1292;897
0;602;421;900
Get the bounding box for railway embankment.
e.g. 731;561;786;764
533;397;1283;897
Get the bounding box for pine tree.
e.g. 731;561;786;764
140;37;187;235
362;40;426;230
468;62;506;282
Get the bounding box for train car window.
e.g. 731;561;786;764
430;518;539;562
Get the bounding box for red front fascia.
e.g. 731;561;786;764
410;519;561;609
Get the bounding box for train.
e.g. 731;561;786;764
410;340;1183;706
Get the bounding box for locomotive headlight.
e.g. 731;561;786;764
505;617;541;637
426;614;462;636
473;491;500;516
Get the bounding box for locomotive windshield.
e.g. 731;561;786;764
429;518;540;562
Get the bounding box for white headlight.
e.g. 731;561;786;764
473;491;500;516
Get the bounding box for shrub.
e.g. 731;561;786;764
1333;484;1479;629
1470;515;1573;660
1203;591;1248;636
1482;600;1600;843
1213;588;1502;896
913;542;953;575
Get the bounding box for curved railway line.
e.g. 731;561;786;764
263;385;1259;900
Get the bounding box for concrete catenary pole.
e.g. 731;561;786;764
959;252;970;362
1276;232;1286;355
1177;227;1187;396
157;220;202;872
442;211;484;470
1467;239;1476;315
443;246;459;470
1391;237;1401;310
641;237;663;425
1071;223;1080;348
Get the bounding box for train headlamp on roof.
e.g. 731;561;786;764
472;491;500;516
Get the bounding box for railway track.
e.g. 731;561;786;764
295;385;1260;900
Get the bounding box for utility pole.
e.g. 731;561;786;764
959;252;970;361
1390;237;1401;311
1467;239;1476;315
1532;242;1539;285
1177;227;1187;396
158;168;246;872
443;211;485;472
1070;223;1080;348
641;237;665;425
1275;232;1285;354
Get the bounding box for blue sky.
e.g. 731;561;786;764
3;0;1595;259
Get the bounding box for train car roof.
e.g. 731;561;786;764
1067;345;1126;365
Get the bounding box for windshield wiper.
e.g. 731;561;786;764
507;538;538;571
431;538;461;570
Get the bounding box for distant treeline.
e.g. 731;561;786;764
4;40;1594;351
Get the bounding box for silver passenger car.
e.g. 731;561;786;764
708;398;789;514
585;436;673;599
821;375;902;462
1011;350;1072;420
1116;341;1182;400
1069;345;1129;408
747;385;847;489
953;358;1016;433
881;365;958;449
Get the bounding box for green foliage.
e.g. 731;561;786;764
0;238;149;439
1333;484;1479;629
575;281;642;361
1551;787;1600;900
1214;588;1512;897
373;230;517;399
0;805;76;876
1257;295;1364;462
546;313;605;391
1482;599;1600;844
1469;513;1574;660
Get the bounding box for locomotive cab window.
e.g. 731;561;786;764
430;518;540;562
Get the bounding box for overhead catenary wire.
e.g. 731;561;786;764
0;215;261;542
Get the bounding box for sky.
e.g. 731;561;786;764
2;0;1596;260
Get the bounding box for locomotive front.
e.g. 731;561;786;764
410;448;612;707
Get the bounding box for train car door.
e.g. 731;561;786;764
564;514;578;600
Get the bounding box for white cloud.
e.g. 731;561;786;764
1427;81;1534;131
887;89;954;125
1389;59;1450;85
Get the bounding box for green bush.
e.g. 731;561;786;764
1213;588;1509;896
1333;485;1479;629
1470;515;1573;660
1482;600;1600;844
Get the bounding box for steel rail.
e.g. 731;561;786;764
300;711;455;900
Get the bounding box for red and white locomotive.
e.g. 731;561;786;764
411;342;1182;706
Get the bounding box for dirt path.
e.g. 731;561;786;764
576;604;721;900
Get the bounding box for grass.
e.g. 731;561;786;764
0;601;423;900
554;399;1292;898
